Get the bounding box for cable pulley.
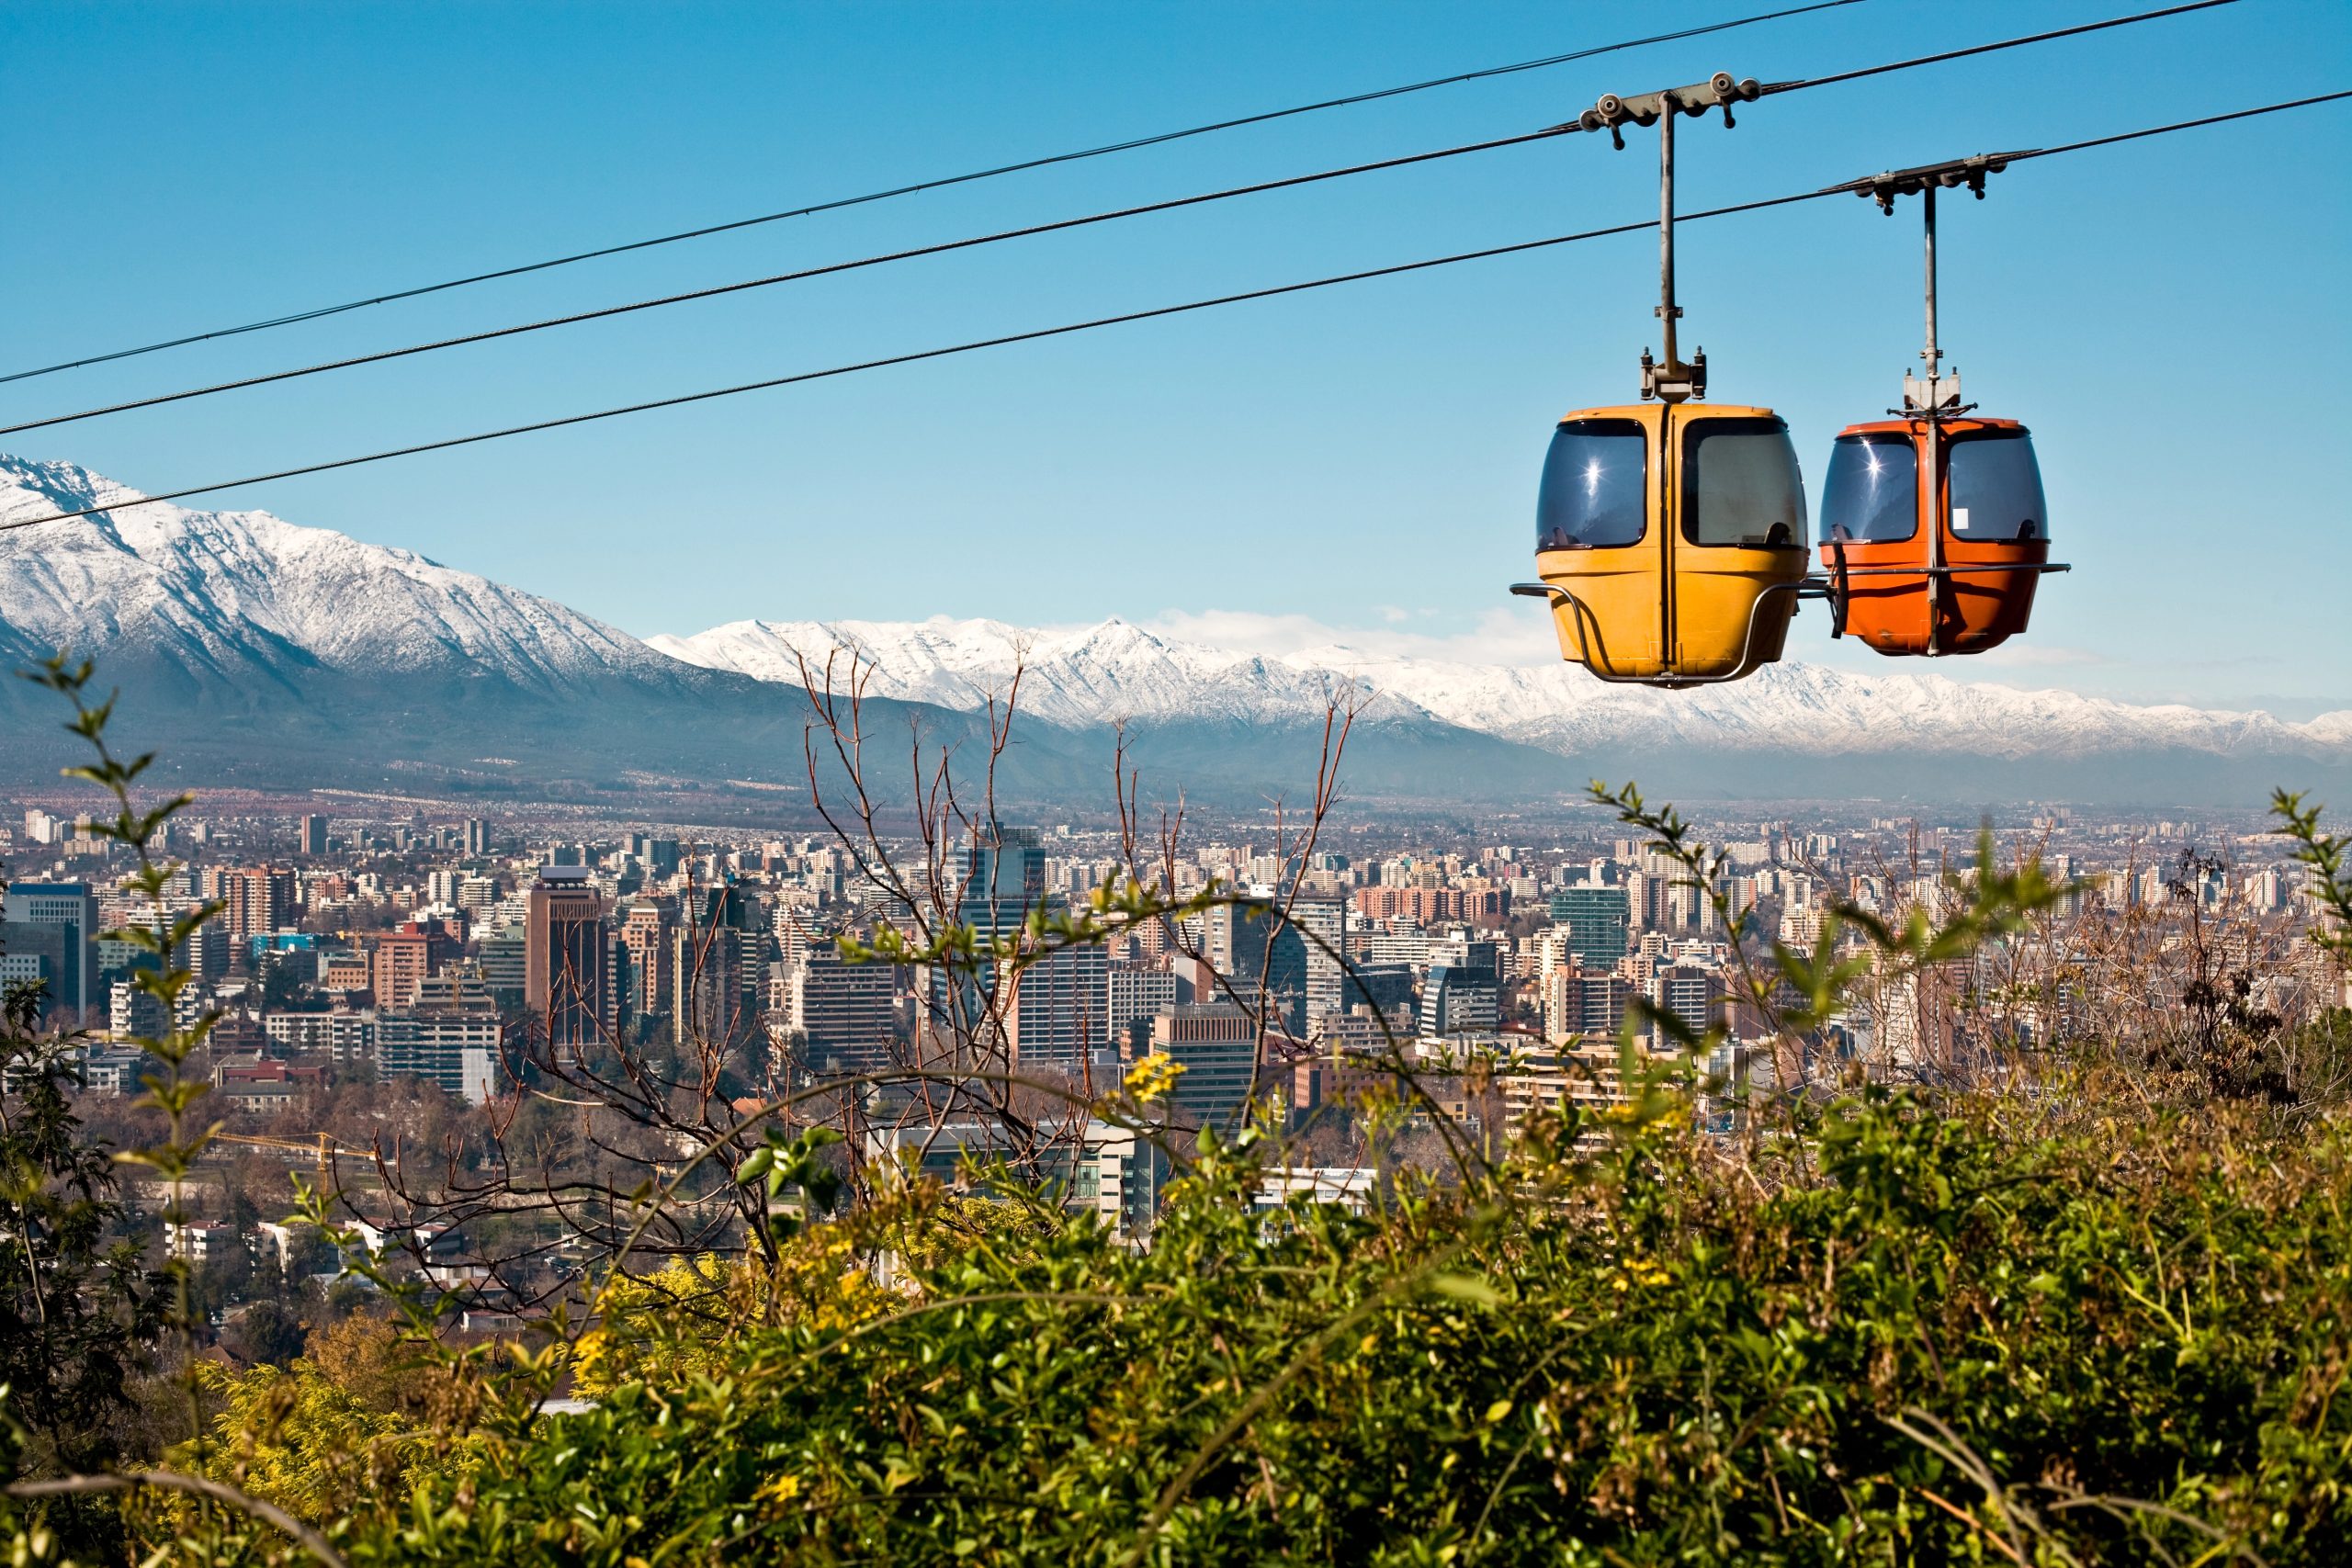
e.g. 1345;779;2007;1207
1838;152;2020;214
1574;72;1763;146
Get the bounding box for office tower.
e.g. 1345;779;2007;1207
1650;964;1724;1043
958;825;1046;934
1544;969;1633;1042
300;815;329;856
371;925;453;1011
616;900;673;1036
1338;963;1417;1035
2;881;97;1020
1150;1003;1259;1135
0;923;67;1022
220;867;298;943
461;818;491;856
926;825;1050;1037
1547;885;1631;967
1000;942;1109;1074
1205;897;1307;1036
478;930;527;1010
379;1004;505;1105
672;922;758;1049
1104;966;1179;1055
788;941;899;1074
1420;961;1499;1042
526;868;610;1048
1290;897;1350;1027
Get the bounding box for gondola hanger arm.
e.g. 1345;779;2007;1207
1824;151;2030;213
1557;72;1765;148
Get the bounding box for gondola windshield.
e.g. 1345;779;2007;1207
1683;417;1806;547
1536;418;1646;549
1820;433;1917;542
1949;429;2047;541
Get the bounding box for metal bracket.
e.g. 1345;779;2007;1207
1576;72;1762;149
1897;382;1970;416
1825;149;2028;425
1837;152;2022;214
1511;579;1800;689
1810;555;2073;644
1642;346;1708;403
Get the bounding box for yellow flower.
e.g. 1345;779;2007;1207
1124;1053;1187;1104
756;1472;803;1506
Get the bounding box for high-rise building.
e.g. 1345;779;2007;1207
478;930;527;1010
109;976;168;1040
379;1004;505;1105
1150;1003;1260;1135
2;882;97;1021
672;923;759;1049
526;868;610;1048
1420;961;1499;1042
1547;885;1631;967
788;941;899;1074
1544;969;1634;1042
1206;898;1308;1037
300;815;329;856
1104;966;1178;1054
371;924;454;1011
957;826;1046;935
1339;963;1418;1035
1650;964;1724;1043
927;826;1051;1039
1291;897;1350;1027
461;818;491;856
219;867;298;944
1001;942;1109;1075
616;901;673;1037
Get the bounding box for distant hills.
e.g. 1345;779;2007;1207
3;453;2346;811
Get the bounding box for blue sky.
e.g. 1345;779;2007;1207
3;1;2346;711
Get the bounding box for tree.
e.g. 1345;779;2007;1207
221;1300;307;1368
0;971;164;1479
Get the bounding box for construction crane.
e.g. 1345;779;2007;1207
209;1131;372;1186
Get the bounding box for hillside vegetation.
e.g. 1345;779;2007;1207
3;660;2349;1566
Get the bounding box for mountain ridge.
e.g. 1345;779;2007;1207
649;615;2352;766
2;453;2344;807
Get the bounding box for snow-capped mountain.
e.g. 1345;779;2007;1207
0;456;674;691
645;616;1424;728
2;451;2344;805
650;615;2352;766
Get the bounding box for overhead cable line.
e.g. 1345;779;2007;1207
1756;0;2234;95
0;0;1871;389
3;87;2338;539
0;126;1576;440
0;0;2245;441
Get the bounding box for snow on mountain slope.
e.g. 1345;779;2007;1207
0;456;677;689
654;615;2352;761
6;451;2342;769
645;616;1422;728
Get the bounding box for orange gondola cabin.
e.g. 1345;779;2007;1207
1818;412;2051;657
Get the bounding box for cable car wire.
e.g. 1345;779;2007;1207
0;0;2251;443
1758;0;2234;95
0;125;1577;442
0;0;1872;389
3;85;2337;539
